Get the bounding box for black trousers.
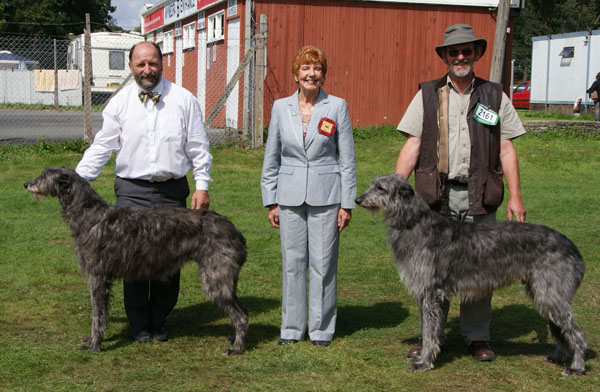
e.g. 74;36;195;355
114;176;190;333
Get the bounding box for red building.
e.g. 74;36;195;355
142;0;521;132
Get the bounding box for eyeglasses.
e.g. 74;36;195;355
447;48;473;57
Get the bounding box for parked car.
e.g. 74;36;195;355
512;80;530;109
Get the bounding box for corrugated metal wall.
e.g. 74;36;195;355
255;0;503;127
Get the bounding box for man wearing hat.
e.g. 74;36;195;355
394;23;526;362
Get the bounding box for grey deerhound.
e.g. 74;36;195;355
356;174;586;375
24;167;248;355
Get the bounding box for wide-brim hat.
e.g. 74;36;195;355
435;24;487;59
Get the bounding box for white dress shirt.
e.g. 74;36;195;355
76;79;212;190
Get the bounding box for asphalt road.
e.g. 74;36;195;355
0;109;229;144
0;109;103;143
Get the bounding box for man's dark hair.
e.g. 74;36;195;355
129;41;163;62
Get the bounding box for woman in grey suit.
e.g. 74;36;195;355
261;46;357;347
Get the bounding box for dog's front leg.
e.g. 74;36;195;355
80;275;112;352
410;291;444;372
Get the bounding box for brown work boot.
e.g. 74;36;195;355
407;340;423;360
469;341;495;361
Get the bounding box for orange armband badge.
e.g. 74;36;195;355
318;117;336;137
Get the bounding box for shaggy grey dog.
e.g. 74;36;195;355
24;167;248;355
355;174;586;375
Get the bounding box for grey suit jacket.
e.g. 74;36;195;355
261;89;357;209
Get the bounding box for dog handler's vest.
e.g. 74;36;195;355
416;75;503;215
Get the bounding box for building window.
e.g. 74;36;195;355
227;0;238;16
559;46;574;67
163;30;174;54
183;22;196;50
559;46;574;58
208;11;224;43
109;51;125;70
154;29;164;53
198;11;205;30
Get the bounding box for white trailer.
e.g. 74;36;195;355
530;29;600;114
68;32;144;94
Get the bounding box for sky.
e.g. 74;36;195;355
110;0;156;31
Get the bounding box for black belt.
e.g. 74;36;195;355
118;176;185;184
446;179;468;186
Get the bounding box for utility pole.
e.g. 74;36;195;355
83;13;93;143
253;14;267;149
53;39;58;108
242;0;252;143
489;0;510;84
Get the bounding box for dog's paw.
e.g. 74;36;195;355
562;367;585;376
78;344;100;352
79;335;92;345
546;353;566;364
222;348;243;356
410;362;434;372
78;336;102;351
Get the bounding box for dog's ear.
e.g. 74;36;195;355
396;183;415;202
57;173;71;188
389;175;415;201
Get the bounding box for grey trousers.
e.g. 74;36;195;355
278;203;340;342
438;184;496;344
114;176;189;333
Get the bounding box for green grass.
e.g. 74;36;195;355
517;110;596;122
0;139;89;161
1;127;599;391
0;103;105;112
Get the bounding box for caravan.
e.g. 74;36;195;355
530;30;600;114
68;32;144;96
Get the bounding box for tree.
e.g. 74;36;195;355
512;0;600;82
0;0;116;38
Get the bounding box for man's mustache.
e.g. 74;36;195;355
451;59;470;66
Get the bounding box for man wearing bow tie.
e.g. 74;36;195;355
76;41;212;343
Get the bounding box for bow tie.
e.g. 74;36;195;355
138;90;161;104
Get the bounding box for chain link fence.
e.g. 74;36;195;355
0;33;261;146
0;36;78;106
188;32;257;145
